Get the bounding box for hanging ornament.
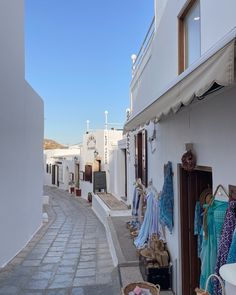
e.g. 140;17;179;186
181;150;196;172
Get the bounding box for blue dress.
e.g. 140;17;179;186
200;200;228;291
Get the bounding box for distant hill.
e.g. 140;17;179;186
44;139;66;150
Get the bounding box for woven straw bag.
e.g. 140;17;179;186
195;274;225;295
122;282;160;295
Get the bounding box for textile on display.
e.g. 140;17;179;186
159;161;174;234
200;200;228;292
214;200;236;295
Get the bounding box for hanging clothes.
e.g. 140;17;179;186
200;200;228;292
134;192;154;249
227;227;236;263
159;161;174;234
132;187;141;217
194;201;203;257
149;197;159;237
214;200;236;295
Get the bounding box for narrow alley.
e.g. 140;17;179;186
0;187;120;295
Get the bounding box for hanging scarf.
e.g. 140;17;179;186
214;200;236;295
134;192;154;249
159;162;174;233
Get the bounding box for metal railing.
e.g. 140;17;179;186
132;17;155;74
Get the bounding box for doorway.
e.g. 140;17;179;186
180;165;212;295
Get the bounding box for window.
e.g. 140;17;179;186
134;130;148;187
179;0;201;73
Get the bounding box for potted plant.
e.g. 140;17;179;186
69;180;75;194
75;181;81;197
88;192;92;203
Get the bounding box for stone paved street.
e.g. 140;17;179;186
0;186;120;295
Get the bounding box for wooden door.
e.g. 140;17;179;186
180;166;212;294
52;165;56;185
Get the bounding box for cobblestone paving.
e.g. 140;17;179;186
0;187;120;295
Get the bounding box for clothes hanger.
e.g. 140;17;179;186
213;184;229;202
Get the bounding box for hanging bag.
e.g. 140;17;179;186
195;274;225;295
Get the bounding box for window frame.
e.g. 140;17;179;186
178;0;201;74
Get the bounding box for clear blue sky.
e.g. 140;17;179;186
25;0;154;145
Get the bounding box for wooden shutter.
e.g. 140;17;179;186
52;165;56;185
85;165;92;183
142;129;148;187
134;135;138;179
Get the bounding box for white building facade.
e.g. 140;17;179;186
44;147;80;191
125;0;236;294
79;129;123;199
0;0;43;267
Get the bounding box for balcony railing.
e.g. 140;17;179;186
132;17;155;75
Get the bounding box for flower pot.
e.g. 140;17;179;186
88;192;92;203
75;188;81;197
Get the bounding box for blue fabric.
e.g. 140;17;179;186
227;228;236;263
159;162;174;233
149;198;160;238
134;192;154;249
132;187;140;216
200;200;228;292
194;201;203;257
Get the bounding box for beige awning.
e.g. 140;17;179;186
124;39;235;133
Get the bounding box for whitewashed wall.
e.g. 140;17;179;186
0;0;43;267
127;85;236;294
79;129;123;198
131;0;236;117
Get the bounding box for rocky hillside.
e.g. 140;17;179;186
44;139;66;150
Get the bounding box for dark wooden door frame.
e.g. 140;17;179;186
179;164;212;295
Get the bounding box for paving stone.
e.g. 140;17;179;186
62;253;79;259
71;288;84;295
73;276;96;287
79;255;95;262
26;279;49;289
76;268;96;277
22;260;42;267
31;271;53;280
0;285;19;295
38;264;56;271
56;265;76;274
46;251;63;257
59;259;78;266
46;290;69;295
77;262;96;269
96;273;112;285
20;291;44;295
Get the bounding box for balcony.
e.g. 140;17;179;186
130;17;155;115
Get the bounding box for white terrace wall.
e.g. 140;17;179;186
131;0;236;116
0;0;43;267
127;85;236;294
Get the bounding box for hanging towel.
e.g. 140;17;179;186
134;192;154;249
227;227;236;263
132;187;141;216
159;161;174;233
214;200;236;295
